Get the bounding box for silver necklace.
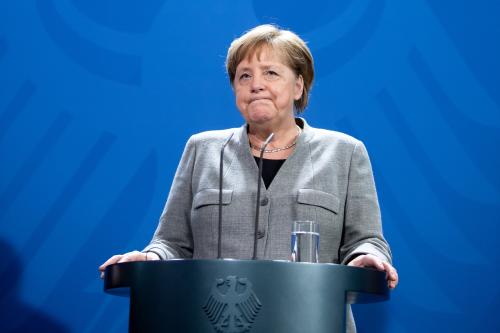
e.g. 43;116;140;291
249;126;302;153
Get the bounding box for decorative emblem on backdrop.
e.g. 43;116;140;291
203;276;262;333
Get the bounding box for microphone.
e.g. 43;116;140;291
252;132;274;260
217;132;234;259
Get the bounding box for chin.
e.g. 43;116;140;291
247;108;274;124
249;115;273;125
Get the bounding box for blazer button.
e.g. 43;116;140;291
260;197;269;206
257;230;265;239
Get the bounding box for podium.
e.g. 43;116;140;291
104;259;389;333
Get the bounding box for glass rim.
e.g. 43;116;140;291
292;220;319;233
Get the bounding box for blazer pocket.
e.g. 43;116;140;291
193;189;233;209
297;189;340;214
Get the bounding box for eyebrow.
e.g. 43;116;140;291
236;64;282;72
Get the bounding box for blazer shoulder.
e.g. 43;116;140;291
189;128;239;145
309;127;362;147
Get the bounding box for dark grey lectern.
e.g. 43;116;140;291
104;259;389;333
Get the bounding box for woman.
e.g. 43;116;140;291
100;24;398;331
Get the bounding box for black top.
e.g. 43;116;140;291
254;157;286;189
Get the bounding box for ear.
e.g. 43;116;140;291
294;75;304;101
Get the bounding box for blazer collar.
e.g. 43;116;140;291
235;117;315;149
229;118;315;192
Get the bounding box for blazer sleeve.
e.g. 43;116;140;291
143;136;197;259
339;140;392;265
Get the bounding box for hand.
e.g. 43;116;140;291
99;250;160;279
348;254;399;289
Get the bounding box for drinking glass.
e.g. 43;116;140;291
291;221;319;263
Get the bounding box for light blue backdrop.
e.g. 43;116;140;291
1;0;499;332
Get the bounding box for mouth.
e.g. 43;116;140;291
249;97;270;103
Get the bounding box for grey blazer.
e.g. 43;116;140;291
144;118;392;333
145;118;391;264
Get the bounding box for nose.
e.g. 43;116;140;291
250;74;265;93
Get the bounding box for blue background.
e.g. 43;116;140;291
1;0;499;332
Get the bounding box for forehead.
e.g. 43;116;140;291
236;45;288;69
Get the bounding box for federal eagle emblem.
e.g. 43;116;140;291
203;276;262;333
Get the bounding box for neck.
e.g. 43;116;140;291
248;117;297;145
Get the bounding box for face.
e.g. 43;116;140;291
233;47;304;127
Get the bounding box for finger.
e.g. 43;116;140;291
388;280;394;289
392;266;399;281
383;265;392;281
99;254;123;271
382;262;399;288
347;255;364;267
391;270;399;287
117;255;133;263
362;255;384;271
383;261;398;281
388;276;398;289
117;251;145;263
349;255;384;270
372;258;385;271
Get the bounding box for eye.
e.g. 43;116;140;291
238;73;251;81
264;70;279;79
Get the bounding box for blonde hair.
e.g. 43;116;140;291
226;24;314;113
